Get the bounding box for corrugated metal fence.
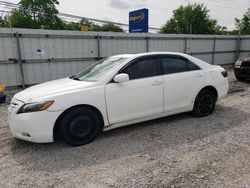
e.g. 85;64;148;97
0;28;249;88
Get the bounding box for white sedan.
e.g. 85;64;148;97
8;52;229;146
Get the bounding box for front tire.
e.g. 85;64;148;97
192;89;216;117
59;107;102;146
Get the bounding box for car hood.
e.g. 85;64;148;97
14;78;100;103
239;56;250;61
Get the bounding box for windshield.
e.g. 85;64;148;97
71;57;128;82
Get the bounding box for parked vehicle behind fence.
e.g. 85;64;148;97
8;52;229;146
234;53;250;81
0;83;6;104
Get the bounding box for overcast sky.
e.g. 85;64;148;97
5;0;250;30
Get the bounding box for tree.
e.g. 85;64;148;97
5;0;124;32
101;23;123;32
160;4;222;34
62;21;81;31
10;0;63;29
214;25;228;35
0;16;10;28
63;18;124;32
79;18;103;31
79;18;123;32
235;8;250;35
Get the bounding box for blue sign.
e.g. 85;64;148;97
129;8;149;33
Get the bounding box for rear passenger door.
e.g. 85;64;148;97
159;55;205;112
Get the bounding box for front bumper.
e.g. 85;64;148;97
8;98;63;143
234;67;250;79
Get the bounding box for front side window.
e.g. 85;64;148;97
72;57;128;82
122;58;159;80
160;57;200;75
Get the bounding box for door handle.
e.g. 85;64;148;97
152;81;162;86
195;74;203;78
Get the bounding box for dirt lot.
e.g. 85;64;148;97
1;69;250;188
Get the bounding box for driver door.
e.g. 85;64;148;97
105;56;164;125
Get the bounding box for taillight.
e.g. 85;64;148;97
221;71;228;77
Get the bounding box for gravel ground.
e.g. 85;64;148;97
1;69;250;188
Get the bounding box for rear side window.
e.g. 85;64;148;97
160;58;187;74
187;60;200;71
160;57;200;74
122;58;159;80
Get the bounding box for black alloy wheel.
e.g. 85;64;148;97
59;107;102;146
192;89;216;117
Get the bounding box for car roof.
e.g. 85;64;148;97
111;52;214;70
111;52;187;59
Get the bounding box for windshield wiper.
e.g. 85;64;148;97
69;75;80;81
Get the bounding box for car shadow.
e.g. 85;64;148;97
10;105;249;172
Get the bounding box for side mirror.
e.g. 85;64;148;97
114;73;129;83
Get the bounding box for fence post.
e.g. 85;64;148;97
184;36;187;53
97;34;101;60
235;36;241;61
146;36;150;52
15;32;25;89
211;36;216;65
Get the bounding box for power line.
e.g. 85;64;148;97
212;0;250;7
0;1;18;8
0;5;16;9
128;0;172;13
184;0;248;10
0;9;10;13
2;0;250;11
0;1;18;5
0;1;161;31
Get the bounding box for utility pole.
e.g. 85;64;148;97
190;23;192;34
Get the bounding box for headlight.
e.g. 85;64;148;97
235;60;242;68
17;101;54;114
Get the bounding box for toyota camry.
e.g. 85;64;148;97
8;52;229;146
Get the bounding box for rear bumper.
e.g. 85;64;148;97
234;67;250;79
217;80;229;100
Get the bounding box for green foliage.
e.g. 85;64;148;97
0;16;10;28
78;18;103;31
100;23;123;32
10;10;40;28
6;0;124;32
10;0;63;29
235;8;250;35
63;18;124;32
160;4;224;34
62;22;81;31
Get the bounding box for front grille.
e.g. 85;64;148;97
242;61;250;67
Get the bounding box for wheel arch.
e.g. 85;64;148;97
196;85;218;101
53;104;104;141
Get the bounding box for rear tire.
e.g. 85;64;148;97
192;89;216;117
59;107;102;146
235;75;245;81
